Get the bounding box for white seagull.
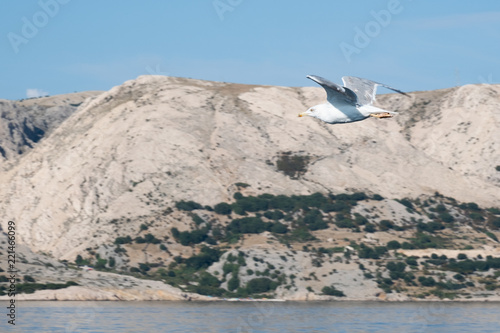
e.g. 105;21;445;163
299;75;409;124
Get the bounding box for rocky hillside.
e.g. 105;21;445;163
0;91;101;165
0;76;499;301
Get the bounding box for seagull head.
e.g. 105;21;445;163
298;107;317;118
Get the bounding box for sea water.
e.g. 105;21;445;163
1;301;500;332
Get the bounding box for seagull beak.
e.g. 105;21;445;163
298;112;306;117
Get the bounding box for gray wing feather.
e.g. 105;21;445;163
307;75;357;105
342;76;409;106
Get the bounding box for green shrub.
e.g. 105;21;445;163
276;152;310;178
264;210;285;220
304;210;328;230
75;255;90;266
270;222;288;234
115;236;132;245
401;242;416;249
350;192;368;201
466;202;481;211
143;233;161;244
417;221;445;233
177;229;208;246
191;214;205;225
387;261;406;273
379;220;394;231
227;276;240;291
405;257;419;266
354;214;368;226
485;231;499;242
227;217;268;234
185;247;222;270
469;212;484;221
439;212;454;223
246;278;277;294
364;224;376;233
321;285;345;297
199;272;221;288
387;240;401;250
418;276;436;287
175;200;202;211
336;219;355;229
23;275;35;283
233;196;269;213
491;218;500;229
108;257;116;267
358;244;379;259
398;199;414;210
269;195;296;212
214;203;232;215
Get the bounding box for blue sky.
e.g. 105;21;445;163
1;0;500;99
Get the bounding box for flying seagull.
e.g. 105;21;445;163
299;75;409;124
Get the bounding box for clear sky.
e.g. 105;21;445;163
1;0;500;100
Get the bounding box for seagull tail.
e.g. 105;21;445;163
359;105;398;118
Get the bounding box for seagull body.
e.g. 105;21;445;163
299;75;409;124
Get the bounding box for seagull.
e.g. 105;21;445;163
299;75;409;124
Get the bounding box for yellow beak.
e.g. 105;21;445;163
298;112;306;117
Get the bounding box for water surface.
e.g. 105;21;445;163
2;301;500;332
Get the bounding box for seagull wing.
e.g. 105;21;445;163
342;76;409;106
307;75;357;105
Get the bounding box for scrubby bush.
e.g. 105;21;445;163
364;224;376;233
304;210;328;230
387;240;401;250
358;244;379;259
185;246;222;270
418;276;436;287
405;256;419;266
264;210;285;220
491;217;500;229
335;218;355;229
269;195;296;212
398;199;414;210
417;221;445;233
270;222;288;234
379;220;394;231
321;285;345;297
227;276;240;291
439;212;454;223
214;202;232;215
175;200;202;211
246;278;277;294
115;236;132;245
227;217;268;234
354;214;368;226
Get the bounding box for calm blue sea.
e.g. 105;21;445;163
1;301;500;332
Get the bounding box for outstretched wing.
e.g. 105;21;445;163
307;75;357;105
342;76;409;106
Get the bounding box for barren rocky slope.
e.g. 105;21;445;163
0;91;102;164
0;76;499;301
0;76;498;259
